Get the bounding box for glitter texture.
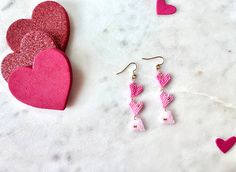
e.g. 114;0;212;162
1;31;57;81
6;1;70;52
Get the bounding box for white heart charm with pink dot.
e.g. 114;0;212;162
131;118;145;132
161;111;175;125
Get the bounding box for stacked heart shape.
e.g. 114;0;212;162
1;1;72;110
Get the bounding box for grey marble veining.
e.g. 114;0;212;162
0;0;236;171
1;0;15;11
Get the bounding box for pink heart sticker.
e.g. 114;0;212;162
161;111;175;125
160;91;174;108
131;118;145;132
129;101;144;116
130;82;143;98
8;48;72;110
156;0;177;15
216;137;236;154
157;72;172;88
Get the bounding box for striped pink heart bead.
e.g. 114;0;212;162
130;82;143;98
129;101;144;117
157;72;171;88
160;91;174;108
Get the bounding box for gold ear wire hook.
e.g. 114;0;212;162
142;56;164;70
116;62;137;80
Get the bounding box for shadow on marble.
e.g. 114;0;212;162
65;1;84;107
67;64;84;107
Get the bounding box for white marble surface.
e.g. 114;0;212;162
1;0;236;171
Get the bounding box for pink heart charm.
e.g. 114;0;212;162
129;101;144;116
161;111;175;125
8;48;72;110
156;0;177;15
160;91;174;108
157;72;172;88
131;118;145;132
130;82;143;98
216;137;236;154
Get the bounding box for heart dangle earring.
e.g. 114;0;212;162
116;62;145;132
142;56;175;125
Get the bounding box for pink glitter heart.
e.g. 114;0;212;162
216;137;236;154
131;118;145;132
6;1;70;52
161;111;175;125
160;91;174;108
130;82;143;98
157;72;171;88
129;101;144;116
156;0;177;15
1;31;57;81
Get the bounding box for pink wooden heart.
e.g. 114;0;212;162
130;82;143;98
129;101;144;116
160;91;174;108
8;48;72;110
156;0;177;15
157;72;172;88
215;137;236;154
161;111;175;125
131;118;145;132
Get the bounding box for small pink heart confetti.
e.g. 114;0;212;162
130;82;143;98
131;118;145;132
157;72;172;88
156;0;177;15
216;137;236;154
160;91;174;108
161;111;175;125
129;101;144;116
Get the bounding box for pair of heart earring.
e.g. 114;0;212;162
116;56;175;132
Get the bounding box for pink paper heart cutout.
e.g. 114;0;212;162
156;0;177;15
160;91;174;108
157;72;172;88
7;1;70;52
1;31;57;81
216;137;236;154
130;82;143;98
129;101;144;116
161;111;175;125
8;48;72;110
131;118;145;132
